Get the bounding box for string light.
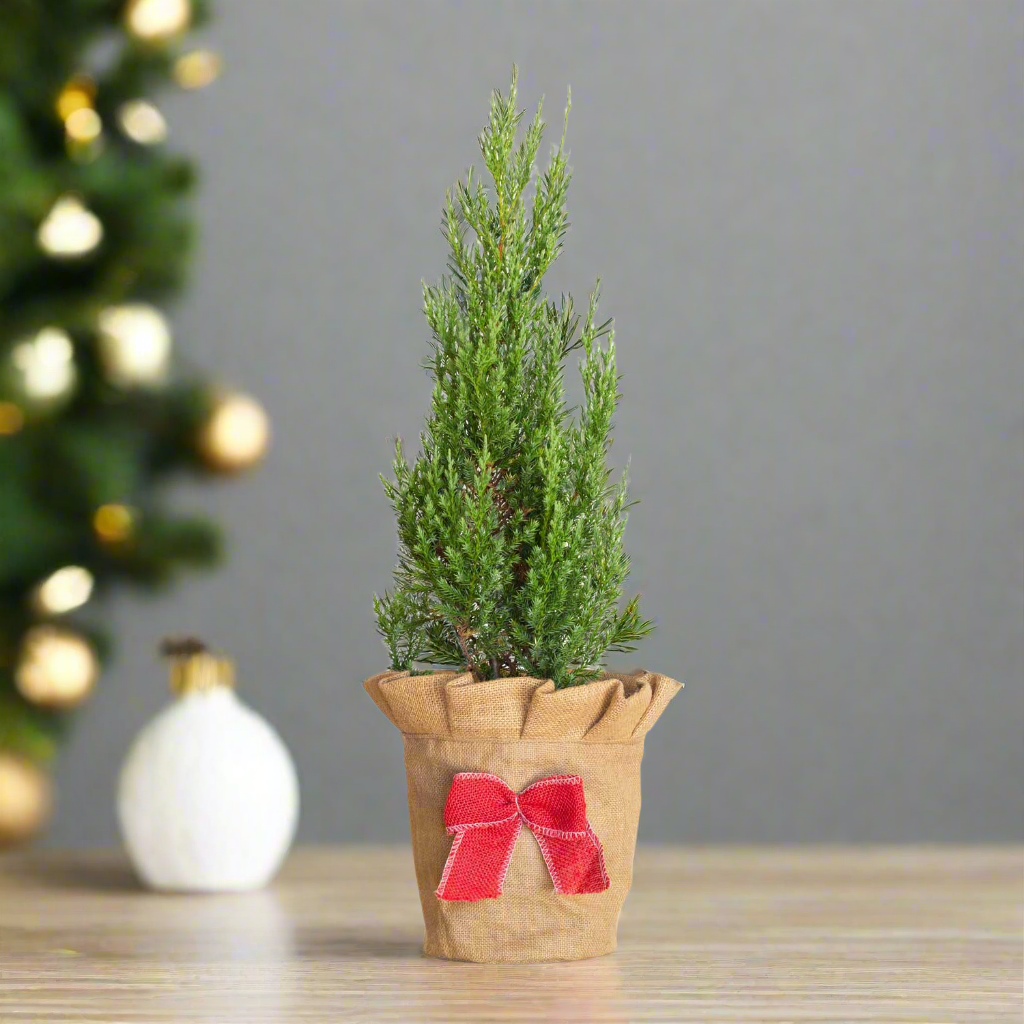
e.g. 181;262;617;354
65;107;102;145
10;328;76;401
118;100;168;145
97;304;172;386
173;49;221;89
37;196;103;258
124;0;191;42
32;566;95;616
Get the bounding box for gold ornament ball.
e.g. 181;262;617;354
16;626;99;709
198;392;270;472
0;401;25;435
94;503;136;544
55;76;96;121
0;754;52;846
124;0;191;42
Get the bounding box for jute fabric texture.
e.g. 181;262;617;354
364;669;682;963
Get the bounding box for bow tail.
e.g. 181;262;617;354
531;827;610;895
436;817;522;901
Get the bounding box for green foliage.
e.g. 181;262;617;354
0;0;224;763
375;69;652;689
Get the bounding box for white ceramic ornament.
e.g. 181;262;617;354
117;641;299;892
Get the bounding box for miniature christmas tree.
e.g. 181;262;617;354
375;68;651;689
0;0;266;843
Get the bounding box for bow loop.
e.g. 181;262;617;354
435;772;610;901
517;775;590;834
443;773;517;830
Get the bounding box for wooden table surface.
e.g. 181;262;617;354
0;846;1020;1023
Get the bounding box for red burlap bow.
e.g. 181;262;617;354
435;772;610;901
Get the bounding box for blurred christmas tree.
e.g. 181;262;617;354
0;0;268;844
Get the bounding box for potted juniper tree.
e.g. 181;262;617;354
365;69;681;963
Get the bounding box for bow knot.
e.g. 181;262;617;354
435;772;610;901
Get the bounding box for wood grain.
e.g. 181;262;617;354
0;846;1020;1022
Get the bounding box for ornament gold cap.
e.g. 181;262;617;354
161;637;234;695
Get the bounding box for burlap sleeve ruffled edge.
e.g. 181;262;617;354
363;669;682;743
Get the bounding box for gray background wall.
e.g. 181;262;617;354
51;0;1023;845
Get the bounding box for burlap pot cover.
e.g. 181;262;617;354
364;669;682;963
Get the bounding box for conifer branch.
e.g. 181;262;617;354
375;68;653;688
